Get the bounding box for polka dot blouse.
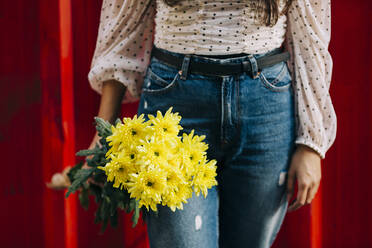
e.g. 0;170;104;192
88;0;337;159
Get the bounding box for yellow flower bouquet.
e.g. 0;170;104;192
65;107;218;232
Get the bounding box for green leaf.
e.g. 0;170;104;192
65;168;94;198
89;183;103;203
94;117;112;138
94;204;102;224
109;209;118;228
117;201;126;210
99;217;109;234
79;187;90;210
98;136;109;148
109;198;117;216
124;205;131;214
131;200;140;227
98;196;112;233
66;161;83;182
128;198;136;211
100;197;109;221
140;207;151;225
75;144;103;157
114;117;122;126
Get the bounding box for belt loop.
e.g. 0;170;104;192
247;54;260;79
179;54;191;80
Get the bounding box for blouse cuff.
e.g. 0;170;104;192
88;65;144;103
295;137;325;160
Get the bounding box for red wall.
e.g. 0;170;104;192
0;0;371;248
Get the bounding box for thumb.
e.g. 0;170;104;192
286;170;295;202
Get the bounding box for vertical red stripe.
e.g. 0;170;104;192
311;185;322;248
39;0;66;247
58;1;77;248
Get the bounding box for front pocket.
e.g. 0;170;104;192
142;66;180;94
258;61;292;92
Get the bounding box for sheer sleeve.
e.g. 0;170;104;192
88;0;156;104
284;0;337;159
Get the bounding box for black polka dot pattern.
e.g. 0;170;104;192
154;0;287;54
87;0;337;159
88;0;156;104
284;0;336;159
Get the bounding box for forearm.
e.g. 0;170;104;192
97;79;126;124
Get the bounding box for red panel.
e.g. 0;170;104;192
39;0;67;247
58;1;78;248
322;0;372;247
0;0;65;247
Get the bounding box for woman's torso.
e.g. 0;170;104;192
154;0;288;55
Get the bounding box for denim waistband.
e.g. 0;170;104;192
151;45;284;66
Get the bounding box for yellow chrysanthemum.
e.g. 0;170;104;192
177;129;209;178
100;107;219;213
166;136;183;167
148;107;183;139
192;156;218;198
163;165;185;190
105;122;125;156
177;181;194;200
127;166;168;211
178;155;195;182
181;129;208;164
123;114;151;140
106;114;150;157
162;190;185;211
137;136;174;167
113;143;143;172
98;156;133;190
161;177;193;211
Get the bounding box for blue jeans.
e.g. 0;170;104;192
137;46;296;248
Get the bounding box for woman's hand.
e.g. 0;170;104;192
82;131;104;187
47;80;125;190
286;144;322;212
82;79;126;188
82;131;101;169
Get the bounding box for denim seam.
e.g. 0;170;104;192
220;76;225;146
142;70;180;95
147;67;177;87
220;77;225;144
258;62;291;92
235;74;241;132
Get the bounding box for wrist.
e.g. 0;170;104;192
296;144;321;160
98;80;126;124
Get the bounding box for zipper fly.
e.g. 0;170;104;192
220;76;239;146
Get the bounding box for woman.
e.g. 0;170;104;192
86;0;337;247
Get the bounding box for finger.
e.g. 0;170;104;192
288;183;308;212
87;176;104;188
305;182;319;205
82;162;89;169
286;171;296;202
86;177;93;185
91;180;104;188
288;182;309;212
